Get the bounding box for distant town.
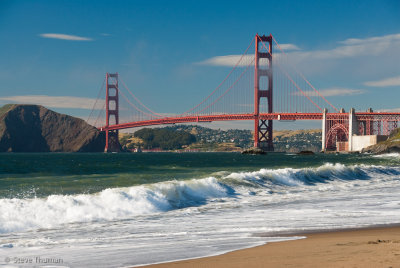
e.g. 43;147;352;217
119;125;322;152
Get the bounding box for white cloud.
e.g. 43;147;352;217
377;107;400;112
294;88;365;97
198;33;400;66
339;33;400;46
196;55;253;67
319;88;365;96
276;43;300;51
39;33;92;41
292;33;400;60
0;95;103;109
364;75;400;87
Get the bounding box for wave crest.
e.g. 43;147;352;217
223;163;372;187
0;177;228;233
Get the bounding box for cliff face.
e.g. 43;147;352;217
0;104;105;152
361;128;400;154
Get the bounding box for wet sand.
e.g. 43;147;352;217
139;226;400;267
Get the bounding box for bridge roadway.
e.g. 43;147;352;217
100;113;325;131
101;112;400;131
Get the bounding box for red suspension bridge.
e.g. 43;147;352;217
88;34;400;152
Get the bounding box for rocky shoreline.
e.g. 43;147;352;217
361;129;400;154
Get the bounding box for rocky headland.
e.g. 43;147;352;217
0;104;105;152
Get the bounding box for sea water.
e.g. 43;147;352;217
0;152;400;267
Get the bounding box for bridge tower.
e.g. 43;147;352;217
254;34;274;151
104;73;121;152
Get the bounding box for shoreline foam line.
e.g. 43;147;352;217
135;224;400;268
128;236;306;268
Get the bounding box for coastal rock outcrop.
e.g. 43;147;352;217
361;128;400;154
0;104;105;152
297;150;315;155
241;147;266;155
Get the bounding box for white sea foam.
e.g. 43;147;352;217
372;153;400;158
0;177;228;233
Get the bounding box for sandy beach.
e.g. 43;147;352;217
140;226;400;268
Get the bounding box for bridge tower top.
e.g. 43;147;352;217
104;73;120;152
106;72;119;127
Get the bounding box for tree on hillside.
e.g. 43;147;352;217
133;128;196;149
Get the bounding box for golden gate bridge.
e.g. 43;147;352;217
87;34;400;152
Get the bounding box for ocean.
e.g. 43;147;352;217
0;152;400;267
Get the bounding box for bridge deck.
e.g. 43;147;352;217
100;112;400;131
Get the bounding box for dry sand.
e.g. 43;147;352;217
140;226;400;268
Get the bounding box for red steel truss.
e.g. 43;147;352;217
323;113;400;150
101;113;324;131
325;113;350;150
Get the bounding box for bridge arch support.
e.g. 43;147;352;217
325;123;349;151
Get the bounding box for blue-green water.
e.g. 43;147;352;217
0;152;400;267
0;152;397;198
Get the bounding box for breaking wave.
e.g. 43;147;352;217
1;163;399;234
223;163;400;186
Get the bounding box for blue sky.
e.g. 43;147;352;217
0;0;399;129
